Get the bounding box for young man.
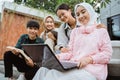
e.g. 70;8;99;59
4;20;44;80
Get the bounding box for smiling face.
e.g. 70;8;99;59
27;27;39;40
76;6;90;26
44;17;55;31
57;9;72;23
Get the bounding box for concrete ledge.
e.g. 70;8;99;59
108;59;120;76
109;59;120;64
111;40;120;47
107;40;120;79
108;64;120;76
0;60;20;79
2;1;61;23
111;41;120;59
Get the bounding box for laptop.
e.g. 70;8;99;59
22;44;44;63
40;44;78;71
22;44;78;71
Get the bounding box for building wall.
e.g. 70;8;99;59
100;0;120;25
100;0;120;77
0;10;60;59
0;21;1;27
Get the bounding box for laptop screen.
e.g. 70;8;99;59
42;45;64;71
42;44;78;71
22;44;77;71
22;44;64;71
22;44;44;63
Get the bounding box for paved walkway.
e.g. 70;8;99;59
0;60;19;80
0;73;7;80
0;60;7;80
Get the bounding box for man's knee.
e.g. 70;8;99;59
4;51;13;59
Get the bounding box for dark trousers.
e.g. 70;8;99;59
4;51;39;80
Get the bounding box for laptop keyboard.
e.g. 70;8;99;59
60;61;78;69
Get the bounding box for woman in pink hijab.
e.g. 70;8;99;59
33;2;112;80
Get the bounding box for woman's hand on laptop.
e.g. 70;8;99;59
60;47;69;53
56;55;60;60
77;57;93;69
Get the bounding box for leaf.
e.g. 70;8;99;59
101;2;104;8
90;0;94;3
14;0;110;13
105;0;111;4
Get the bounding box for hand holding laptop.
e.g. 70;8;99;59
7;46;35;67
6;46;30;60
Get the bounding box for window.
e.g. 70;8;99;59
107;14;120;40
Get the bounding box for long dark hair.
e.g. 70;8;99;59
56;3;75;17
51;30;58;45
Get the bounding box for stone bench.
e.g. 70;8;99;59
108;59;120;76
0;60;20;79
107;41;120;80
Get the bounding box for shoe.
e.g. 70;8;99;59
17;73;25;80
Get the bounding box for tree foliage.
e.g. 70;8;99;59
14;0;111;13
